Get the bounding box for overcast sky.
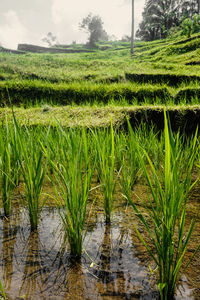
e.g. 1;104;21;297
0;0;145;49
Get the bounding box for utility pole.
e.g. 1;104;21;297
131;0;134;56
198;0;200;14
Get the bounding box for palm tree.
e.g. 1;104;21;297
137;0;183;40
180;0;199;17
147;0;181;38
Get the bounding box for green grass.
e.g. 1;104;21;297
0;80;173;106
0;105;200;133
1;35;200;82
0;79;200;106
0;32;200;107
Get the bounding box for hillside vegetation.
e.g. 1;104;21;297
0;34;200;106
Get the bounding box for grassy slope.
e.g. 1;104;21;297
1;105;200;134
1;36;200;81
0;33;200;108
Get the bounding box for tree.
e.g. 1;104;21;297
42;32;58;47
121;35;131;42
137;0;200;41
182;13;200;37
79;13;108;47
136;2;162;41
182;17;194;37
136;0;182;40
180;0;199;17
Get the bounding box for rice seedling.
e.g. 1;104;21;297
90;129;105;183
44;125;92;257
124;110;199;300
134;122;162;161
114;131;125;173
13;116;46;231
118;122;162;200
92;122;116;223
0;279;6;300
0;119;20;216
20;138;46;231
0;139;14;216
116;131;139;200
8;120;22;187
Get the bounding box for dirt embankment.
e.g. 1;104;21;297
18;44;94;54
0;47;25;55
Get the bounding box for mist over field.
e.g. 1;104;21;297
0;0;145;49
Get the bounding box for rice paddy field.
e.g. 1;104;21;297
0;33;200;300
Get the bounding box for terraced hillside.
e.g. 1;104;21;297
0;34;200;108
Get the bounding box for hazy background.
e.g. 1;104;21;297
0;0;145;49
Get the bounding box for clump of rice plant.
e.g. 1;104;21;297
0;136;14;216
0;119;20;216
45;125;92;257
0;141;14;216
93;121;116;223
117;129;140;201
125;110;199;300
13;116;46;231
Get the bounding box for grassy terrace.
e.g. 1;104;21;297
0;33;200;108
0;105;200;132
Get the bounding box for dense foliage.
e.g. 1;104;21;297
79;13;108;46
136;0;200;40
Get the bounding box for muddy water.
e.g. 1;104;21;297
0;183;199;299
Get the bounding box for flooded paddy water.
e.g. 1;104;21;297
0;174;199;300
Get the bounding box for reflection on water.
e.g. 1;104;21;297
0;207;195;300
1;214;21;292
